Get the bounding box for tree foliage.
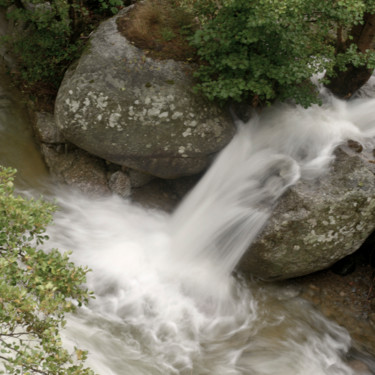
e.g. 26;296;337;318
0;167;95;375
0;0;125;88
189;0;375;107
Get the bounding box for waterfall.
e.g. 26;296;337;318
169;86;375;284
44;80;375;374
2;75;375;374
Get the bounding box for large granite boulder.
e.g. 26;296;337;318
54;7;234;179
238;141;375;280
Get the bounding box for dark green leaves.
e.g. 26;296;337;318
0;0;125;88
190;0;375;107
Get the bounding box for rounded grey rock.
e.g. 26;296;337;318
54;8;235;179
238;145;375;280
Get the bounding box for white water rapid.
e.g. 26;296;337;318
2;77;375;374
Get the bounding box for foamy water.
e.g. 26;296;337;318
45;79;375;374
48;191;355;375
2;75;375;374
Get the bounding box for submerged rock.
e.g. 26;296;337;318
108;170;131;198
54;7;234;179
239;143;375;280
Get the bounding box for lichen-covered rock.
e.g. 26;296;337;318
54;7;234;179
238;143;375;280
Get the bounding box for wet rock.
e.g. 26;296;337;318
239;144;375;280
108;170;131;198
347;357;373;374
331;254;357;276
131;179;180;212
128;169;154;188
347;139;363;153
54;7;235;179
41;144;111;196
34;112;65;144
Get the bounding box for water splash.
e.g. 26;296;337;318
49;192;356;375
46;81;375;374
170;87;375;284
3;73;375;373
50;193;353;375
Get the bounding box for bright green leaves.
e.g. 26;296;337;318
190;0;375;107
0;167;95;375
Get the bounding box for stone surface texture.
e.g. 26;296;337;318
54;7;234;179
41;144;111;196
34;112;65;144
238;143;375;280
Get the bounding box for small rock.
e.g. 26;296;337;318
276;285;301;300
309;284;319;291
108;171;131;198
348;359;371;373
128;168;154;188
34;112;65;144
41;144;110;196
348;139;363;153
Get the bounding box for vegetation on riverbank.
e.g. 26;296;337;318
0;167;95;374
188;0;375;107
1;0;375;108
0;0;126;108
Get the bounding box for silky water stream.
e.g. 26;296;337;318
2;74;375;374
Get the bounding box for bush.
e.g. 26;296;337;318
0;0;125;90
189;0;375;107
0;166;95;375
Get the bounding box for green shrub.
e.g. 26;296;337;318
0;166;95;375
0;0;125;89
189;0;375;107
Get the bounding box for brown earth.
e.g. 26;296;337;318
117;1;197;62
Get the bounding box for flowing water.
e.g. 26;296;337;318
0;72;48;188
2;74;375;374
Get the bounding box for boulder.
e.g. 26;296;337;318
238;142;375;280
54;7;235;179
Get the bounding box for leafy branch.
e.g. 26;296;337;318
0;166;96;375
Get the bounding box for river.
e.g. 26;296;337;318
1;71;375;374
